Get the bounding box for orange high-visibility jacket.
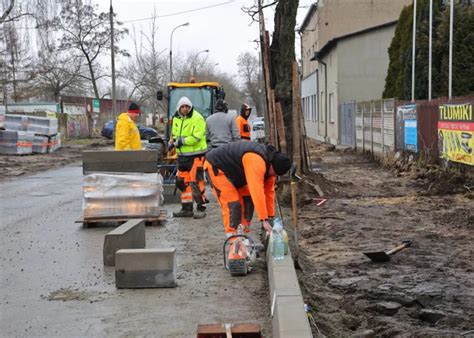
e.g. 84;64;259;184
241;152;275;220
236;115;251;140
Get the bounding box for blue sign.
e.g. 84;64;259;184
404;119;418;152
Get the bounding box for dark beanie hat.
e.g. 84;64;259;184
215;99;228;112
271;151;292;176
128;102;140;112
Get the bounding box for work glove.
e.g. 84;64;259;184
262;219;273;233
176;137;185;148
168;139;176;150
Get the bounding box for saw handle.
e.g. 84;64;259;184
386;240;412;256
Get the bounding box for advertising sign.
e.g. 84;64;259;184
438;103;473;166
93;99;100;113
397;104;417;152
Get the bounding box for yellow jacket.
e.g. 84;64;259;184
115;113;142;150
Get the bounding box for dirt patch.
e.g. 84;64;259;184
294;142;474;337
0;138;112;182
42;288;108;303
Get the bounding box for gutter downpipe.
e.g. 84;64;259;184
319;58;328;141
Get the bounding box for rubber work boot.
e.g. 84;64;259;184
173;203;194;218
193;210;206;219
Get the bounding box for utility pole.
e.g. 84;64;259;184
110;0;117;116
428;0;432;101
448;0;454;100
411;0;417;102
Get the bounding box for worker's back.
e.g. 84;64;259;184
206;112;240;148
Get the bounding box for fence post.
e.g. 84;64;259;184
361;103;365;152
370;101;374;155
381;100;385;155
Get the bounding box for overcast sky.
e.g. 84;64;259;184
95;0;314;77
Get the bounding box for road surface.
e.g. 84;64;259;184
0;165;271;336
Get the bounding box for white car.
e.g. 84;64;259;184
251;117;265;142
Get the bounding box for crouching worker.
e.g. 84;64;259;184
204;141;292;237
170;96;207;219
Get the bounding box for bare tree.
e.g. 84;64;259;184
123;9;168;121
237;51;264;115
28;1;87;101
52;1;129;98
269;0;299;157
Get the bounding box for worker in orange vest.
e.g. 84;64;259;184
236;103;251;140
205;141;292;237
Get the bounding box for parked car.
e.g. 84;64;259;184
101;120;158;140
251;117;265;142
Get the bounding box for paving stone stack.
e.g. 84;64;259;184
0;130;34;154
83;172;163;219
2;114;61;154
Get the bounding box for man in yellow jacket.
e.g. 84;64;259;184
170;96;207;219
115;102;142;150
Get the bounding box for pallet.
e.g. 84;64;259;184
76;209;167;228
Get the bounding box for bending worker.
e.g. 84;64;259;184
206;99;240;148
115;102;142;150
170;96;207;219
205;141;292;236
235;103;252;140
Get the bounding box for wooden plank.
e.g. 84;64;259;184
275;102;287;153
76;210;167;223
82;150;158;174
196;323;262;338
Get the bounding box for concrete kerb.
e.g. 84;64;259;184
267;246;313;338
103;218;146;266
115;248;177;288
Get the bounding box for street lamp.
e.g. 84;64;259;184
169;22;189;82
193;49;209;76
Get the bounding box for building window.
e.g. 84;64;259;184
329;93;335;123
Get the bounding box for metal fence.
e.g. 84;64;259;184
355;99;395;155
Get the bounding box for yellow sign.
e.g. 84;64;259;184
438;103;473;166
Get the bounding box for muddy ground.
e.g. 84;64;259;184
293;143;473;337
0;138;113;182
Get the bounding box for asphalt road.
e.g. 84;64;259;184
0;165;270;336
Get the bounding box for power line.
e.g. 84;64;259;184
122;0;238;23
1;0;242;29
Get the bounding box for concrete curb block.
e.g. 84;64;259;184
115;248;177;288
103;219;146;266
267;246;313;338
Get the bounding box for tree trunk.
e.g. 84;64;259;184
86;56;100;99
269;0;299;158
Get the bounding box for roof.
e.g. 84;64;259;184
311;20;398;61
168;82;220;88
298;3;318;33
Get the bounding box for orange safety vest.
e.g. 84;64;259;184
236;116;251;140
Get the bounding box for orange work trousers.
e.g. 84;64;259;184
204;161;254;235
176;156;206;207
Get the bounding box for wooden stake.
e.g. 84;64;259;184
290;181;299;259
292;62;302;174
275;101;287;153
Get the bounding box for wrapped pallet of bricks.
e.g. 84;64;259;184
5;114;58;135
48;133;61;153
4;114;29;131
33;135;49;154
27;115;58;136
0;130;34;154
82;172;163;219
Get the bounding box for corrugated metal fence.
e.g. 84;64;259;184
347;96;473;164
355;99;395;155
